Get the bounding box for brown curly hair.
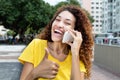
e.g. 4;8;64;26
37;5;94;79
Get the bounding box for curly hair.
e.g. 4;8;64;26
37;5;94;79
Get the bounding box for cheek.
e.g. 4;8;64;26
64;26;74;31
51;22;56;29
52;20;56;26
72;23;75;29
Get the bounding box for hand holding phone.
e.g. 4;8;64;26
62;31;74;43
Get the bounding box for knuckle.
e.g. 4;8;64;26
50;75;56;79
52;70;57;74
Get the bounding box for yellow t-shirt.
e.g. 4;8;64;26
18;39;86;80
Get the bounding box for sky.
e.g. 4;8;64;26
44;0;66;5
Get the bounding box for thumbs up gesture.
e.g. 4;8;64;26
35;48;59;79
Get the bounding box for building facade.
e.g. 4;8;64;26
112;0;120;36
102;0;120;37
90;0;103;34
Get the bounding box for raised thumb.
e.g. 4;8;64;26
43;48;49;60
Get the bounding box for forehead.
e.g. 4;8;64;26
57;11;76;21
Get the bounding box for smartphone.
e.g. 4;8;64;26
62;31;74;43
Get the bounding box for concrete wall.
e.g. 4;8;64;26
94;44;120;76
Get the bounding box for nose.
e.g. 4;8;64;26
58;21;64;28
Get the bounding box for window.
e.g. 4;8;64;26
96;25;99;27
91;11;94;13
92;16;94;18
96;20;99;22
96;11;99;13
91;7;94;9
96;2;99;4
96;7;99;9
96;16;99;18
108;12;112;16
108;0;112;3
92;2;94;4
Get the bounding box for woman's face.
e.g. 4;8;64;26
51;11;76;42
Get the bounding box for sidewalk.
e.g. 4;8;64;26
0;45;120;80
91;64;120;80
0;45;26;62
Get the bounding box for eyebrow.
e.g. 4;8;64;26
57;15;72;22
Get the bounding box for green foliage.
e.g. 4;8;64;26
7;30;16;36
67;0;81;5
55;0;80;9
0;0;20;24
0;0;55;36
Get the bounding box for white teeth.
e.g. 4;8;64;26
54;29;62;34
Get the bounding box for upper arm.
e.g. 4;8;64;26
20;62;34;80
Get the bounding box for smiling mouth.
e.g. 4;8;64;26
54;29;63;35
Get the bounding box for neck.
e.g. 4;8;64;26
48;42;68;54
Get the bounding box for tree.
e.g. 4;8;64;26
55;0;80;9
0;0;54;38
67;0;81;5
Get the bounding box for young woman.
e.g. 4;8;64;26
18;5;94;80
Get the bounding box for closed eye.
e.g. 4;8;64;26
65;22;71;25
55;18;60;22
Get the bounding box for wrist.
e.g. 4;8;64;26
32;67;44;79
31;68;39;79
72;51;79;56
24;70;35;80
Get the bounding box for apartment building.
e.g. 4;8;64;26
112;0;120;36
90;0;103;34
102;0;120;36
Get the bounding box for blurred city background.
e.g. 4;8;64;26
0;0;120;80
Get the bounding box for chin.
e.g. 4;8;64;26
52;37;62;42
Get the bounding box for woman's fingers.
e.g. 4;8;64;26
50;62;59;70
65;41;72;46
68;30;82;40
36;48;59;79
68;29;76;39
75;31;82;38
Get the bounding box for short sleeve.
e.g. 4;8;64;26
18;39;35;64
80;61;86;73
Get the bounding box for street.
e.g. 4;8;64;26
0;45;120;80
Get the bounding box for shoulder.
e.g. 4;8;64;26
31;38;47;45
25;38;47;49
32;38;47;42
